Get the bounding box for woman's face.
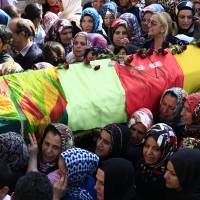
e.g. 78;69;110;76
119;0;129;7
104;13;114;28
94;168;105;200
164;161;182;191
95;130;112;158
181;101;193;125
42;131;62;163
81;16;94;33
141;12;153;33
177;9;193;30
148;15;165;38
159;94;177;122
112;25;128;47
143;136;161;165
93;0;105;12
59;27;72;46
73;35;87;58
129;122;147;144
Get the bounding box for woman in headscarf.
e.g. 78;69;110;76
87;33;108;50
109;18;131;51
0;132;29;186
175;1;200;39
164;149;200;200
95;158;136;200
66;32;89;64
157;87;188;144
94;123;130;160
128;108;154;145
119;12;144;46
45;19;73;56
55;148;99;200
42;11;59;34
58;0;82;36
100;1;118;42
27;123;74;175
80;7;102;34
135;123;177;200
0;9;11;26
181;93;200;138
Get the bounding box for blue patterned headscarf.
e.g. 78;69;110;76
80;7;101;33
100;1;118;19
61;147;99;186
61;148;99;199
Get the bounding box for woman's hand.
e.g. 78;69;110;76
53;175;67;200
28;133;38;156
27;133;39;173
120;37;130;46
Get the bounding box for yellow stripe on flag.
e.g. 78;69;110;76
174;45;200;93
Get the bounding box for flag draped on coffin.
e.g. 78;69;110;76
4;68;67;138
0;46;199;134
115;50;184;117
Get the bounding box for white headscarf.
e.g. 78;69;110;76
58;0;82;29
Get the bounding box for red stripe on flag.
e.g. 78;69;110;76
115;51;184;117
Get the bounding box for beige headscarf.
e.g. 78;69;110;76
58;0;82;29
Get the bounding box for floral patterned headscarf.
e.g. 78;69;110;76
184;93;200;124
128;108;154;131
144;123;177;168
119;12;142;41
0;132;29;172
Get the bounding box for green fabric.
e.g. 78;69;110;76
0;76;20;120
59;59;127;131
4;68;67;136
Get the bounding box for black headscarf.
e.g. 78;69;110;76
167;149;200;200
100;158;136;200
103;123;130;158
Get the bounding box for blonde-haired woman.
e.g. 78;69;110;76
143;12;182;50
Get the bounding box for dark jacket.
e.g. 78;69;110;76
14;43;42;70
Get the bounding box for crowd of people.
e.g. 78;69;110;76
0;0;200;200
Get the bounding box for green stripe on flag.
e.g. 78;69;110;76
59;59;127;131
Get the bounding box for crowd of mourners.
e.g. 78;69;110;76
0;0;200;200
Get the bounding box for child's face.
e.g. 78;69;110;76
86;50;94;60
118;48;127;56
